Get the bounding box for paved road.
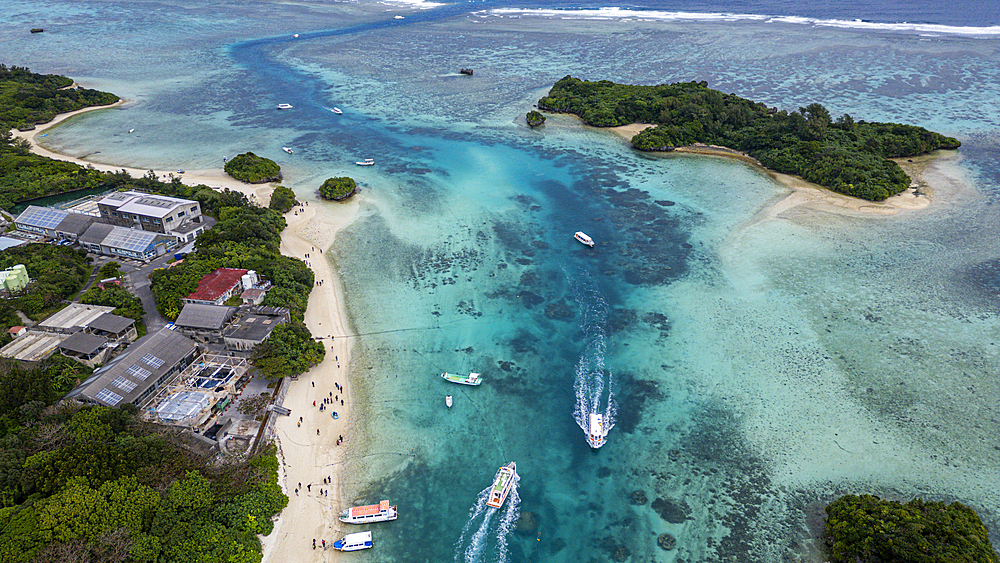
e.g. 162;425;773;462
123;254;174;333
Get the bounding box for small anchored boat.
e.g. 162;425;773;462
587;412;606;449
446;394;453;408
486;462;517;509
441;372;482;386
333;531;373;551
282;147;293;154
339;500;397;524
331;107;343;114
355;158;375;166
277;103;293;110
574;231;595;247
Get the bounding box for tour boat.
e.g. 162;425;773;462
339;500;397;524
394;15;404;19
587;412;607;449
331;107;343;114
486;462;517;509
277;103;293;110
356;159;375;166
574;231;595;247
333;531;373;551
441;372;482;386
282;147;293;154
446;394;453;408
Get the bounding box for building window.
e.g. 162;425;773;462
178;211;185;218
165;217;173;222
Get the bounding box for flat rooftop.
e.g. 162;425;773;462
0;331;68;362
38;304;116;331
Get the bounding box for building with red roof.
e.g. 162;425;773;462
184;268;249;306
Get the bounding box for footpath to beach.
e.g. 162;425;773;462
12;101;363;561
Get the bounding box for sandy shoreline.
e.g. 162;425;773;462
11;102;362;561
604;123;939;218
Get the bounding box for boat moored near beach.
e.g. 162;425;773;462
486;462;517;509
339;500;397;524
574;231;595;247
333;531;373;551
282;147;293;154
441;372;482;386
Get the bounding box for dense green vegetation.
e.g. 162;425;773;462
150;197;313;322
526;110;545;127
0;243;90;322
250;322;325;381
538;76;961;201
223;152;281;184
319;177;356;201
0;65;119;132
0;355;92;439
268;185;296;213
0;403;286;562
825;494;999;563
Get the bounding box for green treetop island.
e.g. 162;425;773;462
537;76;960;201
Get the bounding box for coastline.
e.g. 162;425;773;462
11;102;363;561
603;123;938;217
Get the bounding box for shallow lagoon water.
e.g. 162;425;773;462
4;1;1000;560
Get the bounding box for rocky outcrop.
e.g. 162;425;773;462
657;533;676;551
526;110;546;128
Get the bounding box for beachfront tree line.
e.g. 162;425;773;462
538;76;960;201
0;65;119;132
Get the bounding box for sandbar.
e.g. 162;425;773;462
10;101;363;561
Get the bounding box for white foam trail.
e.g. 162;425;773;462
463;509;494;563
477;7;1000;37
568;271;617;446
494;474;521;563
454;487;492;563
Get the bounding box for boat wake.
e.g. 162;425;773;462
454;474;521;563
569;273;617;448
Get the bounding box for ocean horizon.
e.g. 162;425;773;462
4;0;1000;560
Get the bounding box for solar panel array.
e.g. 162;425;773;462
111;375;138;393
102;229;157;252
141;353;165;368
95;388;123;406
126;363;152;380
18;206;68;229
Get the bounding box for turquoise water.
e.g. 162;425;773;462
4;1;1000;560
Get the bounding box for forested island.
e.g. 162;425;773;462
825;494;998;562
319;176;356;201
0;64;119;132
538;76;960;201
223;152;281;184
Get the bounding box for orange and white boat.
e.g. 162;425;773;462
574;231;594;247
485;462;517;509
339;500;397;524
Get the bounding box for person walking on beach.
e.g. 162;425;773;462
307;484;311;492
317;429;320;435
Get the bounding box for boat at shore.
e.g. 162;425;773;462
356;158;374;166
587;412;607;448
333;531;373;551
339;500;397;524
441;372;481;386
446;394;453;408
486;462;517;509
282;147;293;154
277;103;293;110
574;231;594;247
332;107;343;114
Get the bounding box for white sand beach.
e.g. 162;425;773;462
12;102;364;560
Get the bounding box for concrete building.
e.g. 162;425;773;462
0;236;27;251
58;332;111;368
96;191;207;240
223;306;290;351
0;264;29;292
173;303;239;343
66;327;200;408
37;303;116;334
184;268;250;306
86;312;138;344
0;331;68;365
79;223;177;261
13;206;96;241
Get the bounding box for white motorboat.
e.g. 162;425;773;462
339;500;397;524
441;372;482;386
331;107;343;114
446;394;453;408
293;34;299;38
333;531;373;551
587;412;607;448
277;103;293;110
486;462;517;509
574;231;595;247
394;15;404;19
282;147;293;154
355;158;375;166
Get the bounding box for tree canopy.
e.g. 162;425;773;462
223;152;281;184
538;76;961;201
825;494;999;563
0;65;119;132
250;322;325;381
0;243;90;322
268;185;296;213
319;177;356;201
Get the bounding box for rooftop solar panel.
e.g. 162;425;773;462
141;353;165;368
111;375;138;393
95;388;123;406
17;206;69;229
126;364;152;380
